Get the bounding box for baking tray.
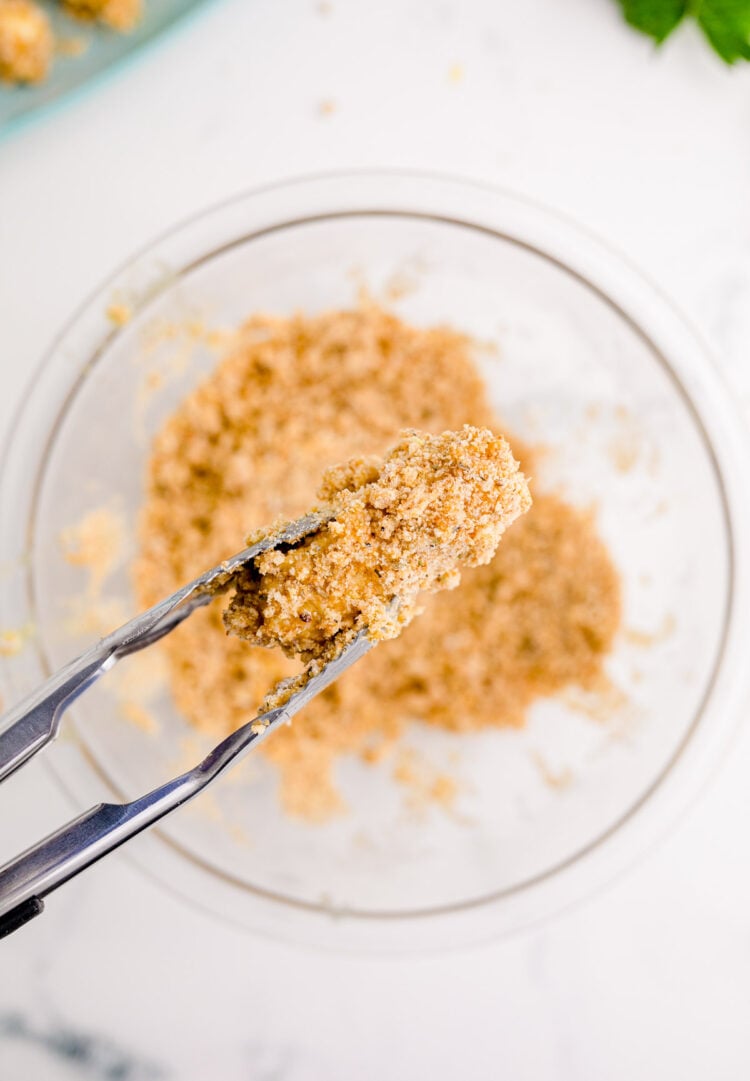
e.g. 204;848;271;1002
0;0;209;132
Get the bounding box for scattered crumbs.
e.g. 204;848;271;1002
383;270;420;303
60;503;128;637
605;406;640;474
474;336;501;360
56;34;89;58
562;674;629;724
594;700;644;751
605;405;660;478
106;302;132;327
60;505;125;598
345;264;367;291
138;317;198;355
623;613;676;648
382;256;430;303
250;721;268;735
134;317;231;382
318;98;336;117
134;368;166;430
447;62;464;84
393;747;459;812
120;699;158;735
316;0;332;12
185;318;208;340
143;369;164;395
430;772;458;806
205;328;233;352
360;730;401;764
131;320;227;443
531;751;574;791
0;623;33;657
63;0;142;32
607;431;639;474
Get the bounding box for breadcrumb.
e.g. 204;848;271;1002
63;0;141;31
0;0;53;84
106;302;132;326
60;505;124;598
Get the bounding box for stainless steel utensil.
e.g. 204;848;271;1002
0;509;373;939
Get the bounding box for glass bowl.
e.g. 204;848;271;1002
2;172;749;951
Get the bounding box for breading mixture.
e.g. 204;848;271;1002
0;0;52;83
225;426;531;667
136;303;621;820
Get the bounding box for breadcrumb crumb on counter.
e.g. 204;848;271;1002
0;0;53;84
63;0;141;31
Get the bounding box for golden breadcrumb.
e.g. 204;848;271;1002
135;303;621;821
55;34;89;58
106;302;132;326
0;623;33;657
60;505;124;598
0;0;52;84
63;0;141;31
393;748;459;812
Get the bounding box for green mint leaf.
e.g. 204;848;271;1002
616;0;687;43
695;0;750;63
616;0;750;62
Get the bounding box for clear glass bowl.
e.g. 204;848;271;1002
2;172;749;951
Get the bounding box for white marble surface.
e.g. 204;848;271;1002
2;1;750;1078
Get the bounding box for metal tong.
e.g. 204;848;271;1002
0;511;375;939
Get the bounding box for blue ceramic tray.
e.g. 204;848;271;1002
0;0;208;132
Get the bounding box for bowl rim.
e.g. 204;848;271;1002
3;169;750;950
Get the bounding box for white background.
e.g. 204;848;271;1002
1;1;750;1078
